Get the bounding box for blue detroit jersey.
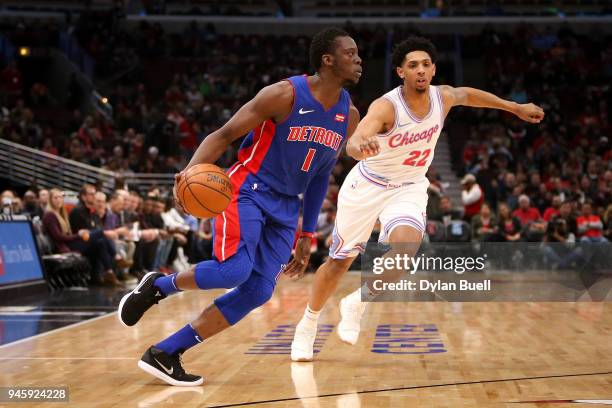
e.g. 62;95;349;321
236;75;351;196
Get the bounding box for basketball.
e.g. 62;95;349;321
177;163;233;218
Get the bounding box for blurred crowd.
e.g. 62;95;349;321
1;185;213;286
1;18;611;275
421;24;612;268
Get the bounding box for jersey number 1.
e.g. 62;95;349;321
301;148;316;172
402;149;431;167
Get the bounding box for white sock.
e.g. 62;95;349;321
299;304;320;329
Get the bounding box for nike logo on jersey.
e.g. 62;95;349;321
154;358;174;375
389;124;439;148
287;126;343;151
298;108;315;114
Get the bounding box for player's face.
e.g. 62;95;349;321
329;36;362;86
397;51;436;93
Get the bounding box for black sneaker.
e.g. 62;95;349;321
118;271;165;327
138;346;203;386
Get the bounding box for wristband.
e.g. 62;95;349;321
300;232;314;238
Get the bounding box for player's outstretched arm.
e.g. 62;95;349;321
346;97;395;160
184;81;294;169
439;85;545;124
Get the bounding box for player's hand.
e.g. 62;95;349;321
284;237;312;278
358;134;381;158
173;171;186;213
515;103;544;124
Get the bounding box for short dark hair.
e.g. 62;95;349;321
309;27;350;72
392;36;438;68
79;183;95;199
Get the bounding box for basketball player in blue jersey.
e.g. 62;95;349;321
291;36;545;361
117;27;362;386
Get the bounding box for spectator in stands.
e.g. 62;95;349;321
94;191;133;271
151;197;173;272
310;200;336;269
69;184;121;286
38;189;49;219
460;173;483;222
195;218;213;261
512;194;546;241
541;217;583;269
174;204;199;263
557;201;578;237
108;189;136;233
42;189;89;253
498;172;518;209
22;190;43;219
576;202;608;243
160;197;190;273
43;188;120;286
543;194;562;222
131;195;163;277
1;190;16;215
126;190;142;224
431;196;462;227
471;202;497;242
494;202;522;242
69;184;99;230
604;204;612;241
10;196;23;215
38;189;49;214
0;190;15;200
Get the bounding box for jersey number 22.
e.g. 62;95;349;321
402;149;431;167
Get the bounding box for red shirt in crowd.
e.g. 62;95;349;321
512;207;541;226
576;215;604;238
542;207;559;222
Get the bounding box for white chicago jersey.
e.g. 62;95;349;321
361;85;444;184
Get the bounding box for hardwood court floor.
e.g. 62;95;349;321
1;274;611;407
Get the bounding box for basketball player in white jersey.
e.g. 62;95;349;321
291;36;544;361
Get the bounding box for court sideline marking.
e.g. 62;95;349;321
205;371;612;407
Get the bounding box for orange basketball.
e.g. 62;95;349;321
177;163;233;219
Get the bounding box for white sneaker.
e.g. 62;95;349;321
337;294;367;345
291;319;318;362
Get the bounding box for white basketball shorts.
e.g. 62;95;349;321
329;162;429;259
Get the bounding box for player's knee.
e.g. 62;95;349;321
219;253;253;288
194;248;253;289
214;278;274;325
251;283;274;309
242;279;274;309
325;257;353;278
388;225;423;256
